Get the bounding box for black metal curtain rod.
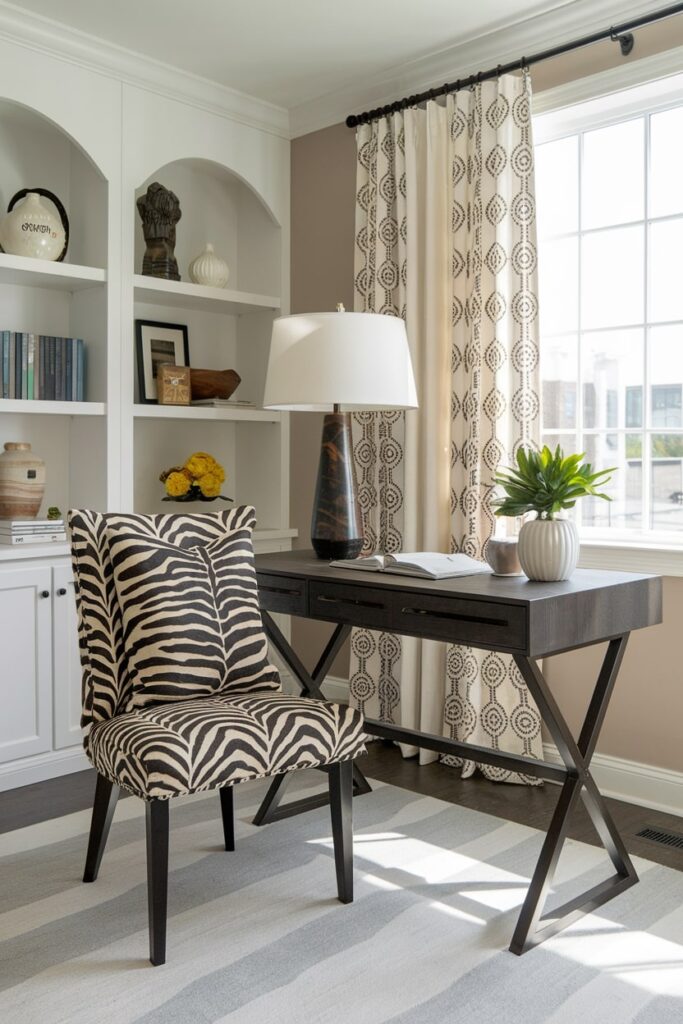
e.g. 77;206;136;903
346;2;683;127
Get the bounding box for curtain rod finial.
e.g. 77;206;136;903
611;28;635;56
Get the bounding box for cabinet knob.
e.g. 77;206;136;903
40;590;50;599
57;587;67;596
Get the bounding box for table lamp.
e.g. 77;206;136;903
263;306;418;559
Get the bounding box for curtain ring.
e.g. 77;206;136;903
520;56;529;74
496;64;503;78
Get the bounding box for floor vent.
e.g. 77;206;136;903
636;826;683;849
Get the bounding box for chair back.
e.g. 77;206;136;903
68;506;260;737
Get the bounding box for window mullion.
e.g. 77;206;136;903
643;113;652;531
576;130;584;533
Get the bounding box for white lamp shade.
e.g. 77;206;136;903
262;311;418;411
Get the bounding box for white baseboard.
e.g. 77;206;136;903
321;675;683;817
0;747;90;792
542;744;683;819
320;675;351;704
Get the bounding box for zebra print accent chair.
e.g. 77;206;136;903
69;506;366;965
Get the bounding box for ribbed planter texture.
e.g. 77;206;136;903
517;518;579;582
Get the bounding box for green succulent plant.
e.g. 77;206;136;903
492;445;615;521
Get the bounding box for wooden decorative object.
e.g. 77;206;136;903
157;364;191;406
311;412;363;559
189;368;241;401
136;182;181;281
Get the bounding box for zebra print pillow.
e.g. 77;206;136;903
103;521;280;710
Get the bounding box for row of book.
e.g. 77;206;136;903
0;332;86;402
0;518;67;546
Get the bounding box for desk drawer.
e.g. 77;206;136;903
397;593;526;650
308;581;392;631
308;581;527;651
257;573;307;615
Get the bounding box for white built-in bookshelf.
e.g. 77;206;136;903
0;26;292;790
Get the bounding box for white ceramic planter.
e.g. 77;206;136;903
517;518;579;581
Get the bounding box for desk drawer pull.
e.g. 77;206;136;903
401;606;508;628
260;584;302;597
316;594;385;611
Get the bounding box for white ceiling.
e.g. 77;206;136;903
4;0;671;134
11;0;576;109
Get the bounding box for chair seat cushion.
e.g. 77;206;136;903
86;692;367;800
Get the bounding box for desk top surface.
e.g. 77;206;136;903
255;548;659;608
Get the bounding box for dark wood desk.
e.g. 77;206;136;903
254;549;662;954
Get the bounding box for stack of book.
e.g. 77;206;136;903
0;332;86;401
0;518;67;546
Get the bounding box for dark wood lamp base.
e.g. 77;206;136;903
311;410;363;560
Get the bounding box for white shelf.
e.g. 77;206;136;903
0;253;106;291
134;403;279;423
133;275;280;315
0;542;71;562
0;400;106;416
0;530;298;563
254;528;298;542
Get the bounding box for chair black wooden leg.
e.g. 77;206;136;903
329;759;353;904
219;786;235;851
146;799;169;967
83;772;120;883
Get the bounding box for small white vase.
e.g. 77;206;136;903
518;518;579;582
188;244;230;288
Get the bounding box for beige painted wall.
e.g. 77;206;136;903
290;124;357;675
290;22;683;769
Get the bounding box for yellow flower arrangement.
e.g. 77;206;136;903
159;451;231;502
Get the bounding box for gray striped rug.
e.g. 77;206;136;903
1;774;682;1024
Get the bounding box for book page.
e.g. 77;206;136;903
329;554;386;571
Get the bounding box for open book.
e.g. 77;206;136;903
329;552;491;580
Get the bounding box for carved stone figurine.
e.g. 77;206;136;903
136;182;181;280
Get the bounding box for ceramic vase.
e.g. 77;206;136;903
517;518;579;582
0;442;46;519
0;191;68;261
189;244;230;288
485;536;523;576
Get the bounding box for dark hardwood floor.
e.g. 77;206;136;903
1;745;682;872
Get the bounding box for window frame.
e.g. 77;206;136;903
533;53;683;576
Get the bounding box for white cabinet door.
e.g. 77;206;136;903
52;565;84;750
0;565;52;763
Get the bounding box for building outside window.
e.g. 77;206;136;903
534;75;683;538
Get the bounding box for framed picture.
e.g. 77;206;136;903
135;319;190;403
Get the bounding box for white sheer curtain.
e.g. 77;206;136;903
350;75;543;781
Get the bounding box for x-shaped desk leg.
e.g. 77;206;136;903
253;612;372;826
509;634;637;954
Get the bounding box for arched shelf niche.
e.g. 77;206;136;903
0;99;108;270
134;157;280;297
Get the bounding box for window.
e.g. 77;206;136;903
535;83;683;539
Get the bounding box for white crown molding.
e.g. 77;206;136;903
289;0;673;137
533;43;683;118
0;0;290;139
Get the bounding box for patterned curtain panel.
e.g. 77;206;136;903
350;74;543;782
